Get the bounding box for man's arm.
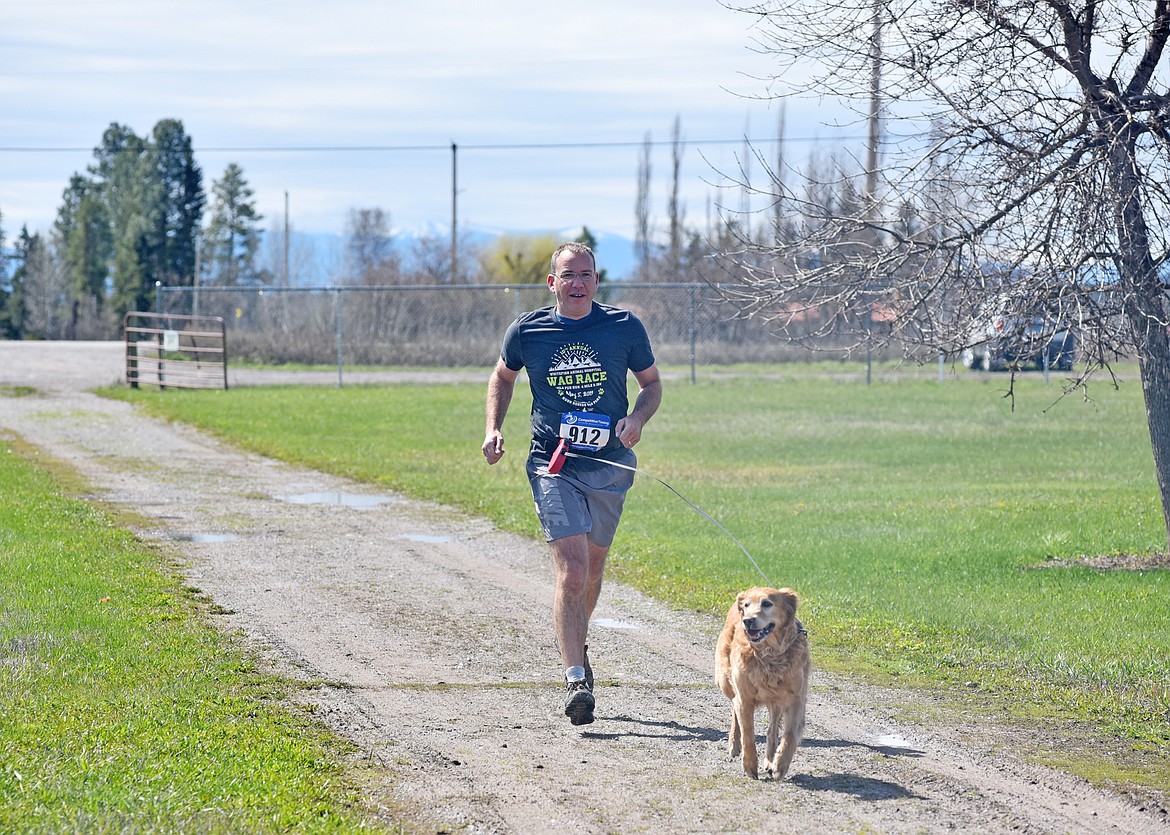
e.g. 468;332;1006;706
614;364;662;449
483;359;520;465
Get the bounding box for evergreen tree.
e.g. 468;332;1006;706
0;209;8;330
202;163;265;286
90;123;164;315
52;119;206;319
2;226;38;338
151;119;205;287
55;174;113;319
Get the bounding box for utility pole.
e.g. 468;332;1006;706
864;0;882;386
450;142;457;284
865;0;882;217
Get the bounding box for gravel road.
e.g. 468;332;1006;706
1;340;1166;834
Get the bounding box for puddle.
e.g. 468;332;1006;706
398;533;454;544
871;734;914;750
593;617;640;631
275;492;396;509
166;533;240;543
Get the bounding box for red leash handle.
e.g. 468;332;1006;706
548;437;568;474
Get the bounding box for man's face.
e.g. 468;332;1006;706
547;250;599;319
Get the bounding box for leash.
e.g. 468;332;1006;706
547;437;772;586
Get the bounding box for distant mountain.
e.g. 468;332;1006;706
583;229;637;280
278;226;637;286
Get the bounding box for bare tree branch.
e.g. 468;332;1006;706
716;0;1170;544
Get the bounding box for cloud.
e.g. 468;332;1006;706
0;0;858;239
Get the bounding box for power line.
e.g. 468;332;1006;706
0;135;864;154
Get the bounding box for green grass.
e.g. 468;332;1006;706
0;436;386;833
107;362;1170;790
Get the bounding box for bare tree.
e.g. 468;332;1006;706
720;1;1170;545
265;217;319;289
19;229;72;340
668;116;686;273
409;230;480;285
771;103;789;247
344;207;399;285
634;132;653;279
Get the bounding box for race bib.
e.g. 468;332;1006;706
559;411;611;452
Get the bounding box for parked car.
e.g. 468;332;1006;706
960;304;1077;372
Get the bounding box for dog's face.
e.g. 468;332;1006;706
737;587;797;644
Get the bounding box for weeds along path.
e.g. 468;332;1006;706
1;341;1165;834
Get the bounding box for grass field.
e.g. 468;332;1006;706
0;434;386;832
108;362;1170;762
0;359;1135;807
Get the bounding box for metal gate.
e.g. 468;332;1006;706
124;312;228;390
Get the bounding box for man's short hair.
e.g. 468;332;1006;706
550;242;596;274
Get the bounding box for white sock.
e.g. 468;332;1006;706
565;665;586;682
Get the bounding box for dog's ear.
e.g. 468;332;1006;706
735;591;747;613
774;588;799;620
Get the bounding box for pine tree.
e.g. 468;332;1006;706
55;174;112;318
89;123;163;315
2;227;37;339
201;163;265;287
151;119;205;287
0;209;8;330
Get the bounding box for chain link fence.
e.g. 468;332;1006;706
157;283;905;377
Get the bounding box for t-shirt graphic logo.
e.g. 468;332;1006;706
546;342;607;408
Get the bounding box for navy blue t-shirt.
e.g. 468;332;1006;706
500;302;655;459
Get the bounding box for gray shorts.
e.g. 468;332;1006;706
526;447;637;546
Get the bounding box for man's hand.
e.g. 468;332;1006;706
615;366;661;448
482;430;505;465
613;415;644;448
484;360;518;466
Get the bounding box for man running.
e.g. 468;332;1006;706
482;241;662;725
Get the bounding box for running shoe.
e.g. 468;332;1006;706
564;680;595;726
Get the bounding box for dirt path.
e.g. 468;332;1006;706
2;341;1166;834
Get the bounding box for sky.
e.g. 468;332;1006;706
1;0;866;256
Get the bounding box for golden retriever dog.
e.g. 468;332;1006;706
715;586;810;780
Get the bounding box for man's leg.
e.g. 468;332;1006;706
582;540;608;689
583;539;609;634
550;534;609;725
550;535;610;666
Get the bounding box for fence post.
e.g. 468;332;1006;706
126;332;138;389
689;285;697;385
334;288;345;388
